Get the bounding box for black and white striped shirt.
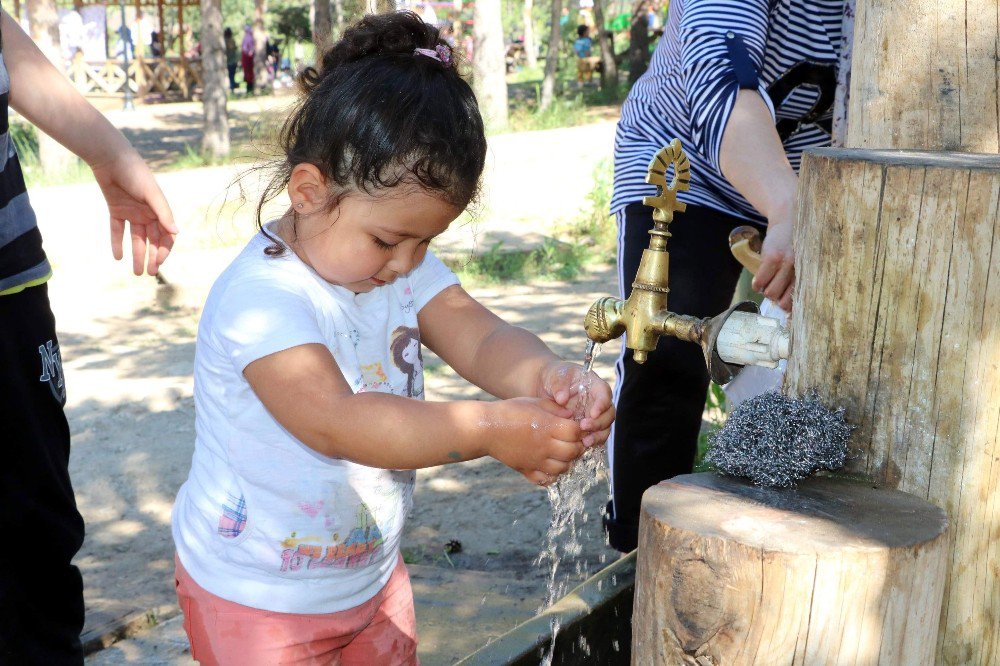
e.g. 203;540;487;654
0;42;47;296
612;0;844;222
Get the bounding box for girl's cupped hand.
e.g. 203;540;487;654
485;397;586;487
539;361;615;449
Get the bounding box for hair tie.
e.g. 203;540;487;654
414;45;452;67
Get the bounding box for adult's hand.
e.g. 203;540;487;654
753;199;795;312
92;150;177;276
719;90;798;312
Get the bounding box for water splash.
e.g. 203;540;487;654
537;340;611;664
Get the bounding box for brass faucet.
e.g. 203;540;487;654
584;139;789;384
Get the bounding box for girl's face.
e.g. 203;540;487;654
283;185;460;294
402;338;419;365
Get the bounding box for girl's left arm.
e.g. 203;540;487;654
419;285;614;447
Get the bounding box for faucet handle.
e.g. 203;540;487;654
584;297;626;344
643;139;690;225
729;225;763;275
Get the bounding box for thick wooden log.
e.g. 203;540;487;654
633;473;948;665
847;0;1000;152
786;148;1000;664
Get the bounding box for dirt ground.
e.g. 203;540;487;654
30;107;625;660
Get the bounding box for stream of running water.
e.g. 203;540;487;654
537;340;613;664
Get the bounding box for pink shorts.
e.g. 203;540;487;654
174;554;418;665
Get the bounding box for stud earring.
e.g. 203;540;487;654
296;202;304;209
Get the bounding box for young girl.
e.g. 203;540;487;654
171;12;613;664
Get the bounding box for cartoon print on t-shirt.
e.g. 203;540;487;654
279;502;385;572
359;361;390;393
390;325;422;398
338;328;361;348
400;285;416;314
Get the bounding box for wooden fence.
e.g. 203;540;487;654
67;55;202;100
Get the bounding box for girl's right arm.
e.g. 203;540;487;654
243;342;585;485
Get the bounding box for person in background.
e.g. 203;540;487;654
0;9;176;663
461;31;473;60
573;24;600;84
113;23;134;60
241;24;255;94
149;30;162;57
605;0;843;553
224;27;238;91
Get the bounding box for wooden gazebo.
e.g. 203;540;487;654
37;0;204;100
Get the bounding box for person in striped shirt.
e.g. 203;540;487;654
606;0;843;552
0;10;175;663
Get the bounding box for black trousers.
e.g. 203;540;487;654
0;284;85;665
605;202;748;552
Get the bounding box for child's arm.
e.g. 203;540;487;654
1;10;177;275
244;343;585;486
418;285;614;449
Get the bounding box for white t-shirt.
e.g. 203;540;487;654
172;225;459;614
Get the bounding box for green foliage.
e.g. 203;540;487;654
9;122;38;164
695;382;728;471
10;122;93;188
271;2;310;45
447;159;614;285
170;143;212;170
556;157;615;263
447;237;588;286
506;89;588;133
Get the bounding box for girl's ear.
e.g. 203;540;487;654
287;163;329;212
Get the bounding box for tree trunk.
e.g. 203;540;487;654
253;0;268;88
472;0;508;130
313;0;332;50
538;0;561;111
847;0;1000;152
522;0;537;69
635;473;948;664
786;148;1000;665
24;0;74;174
626;0;649;86
200;0;229;160
333;0;344;36
592;0;617;91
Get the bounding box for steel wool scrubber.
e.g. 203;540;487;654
706;391;853;488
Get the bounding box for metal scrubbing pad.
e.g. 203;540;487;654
705;391;853;488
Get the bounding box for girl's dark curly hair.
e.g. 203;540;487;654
257;11;487;251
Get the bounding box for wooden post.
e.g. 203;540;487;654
156;0;165;56
634;473;948;665
847;0;1000;152
785;148;1000;664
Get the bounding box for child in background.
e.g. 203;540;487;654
171;12;614;665
574;24;600;84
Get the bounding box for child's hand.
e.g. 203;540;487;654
485;398;585;487
539;361;615;449
91;149;178;276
